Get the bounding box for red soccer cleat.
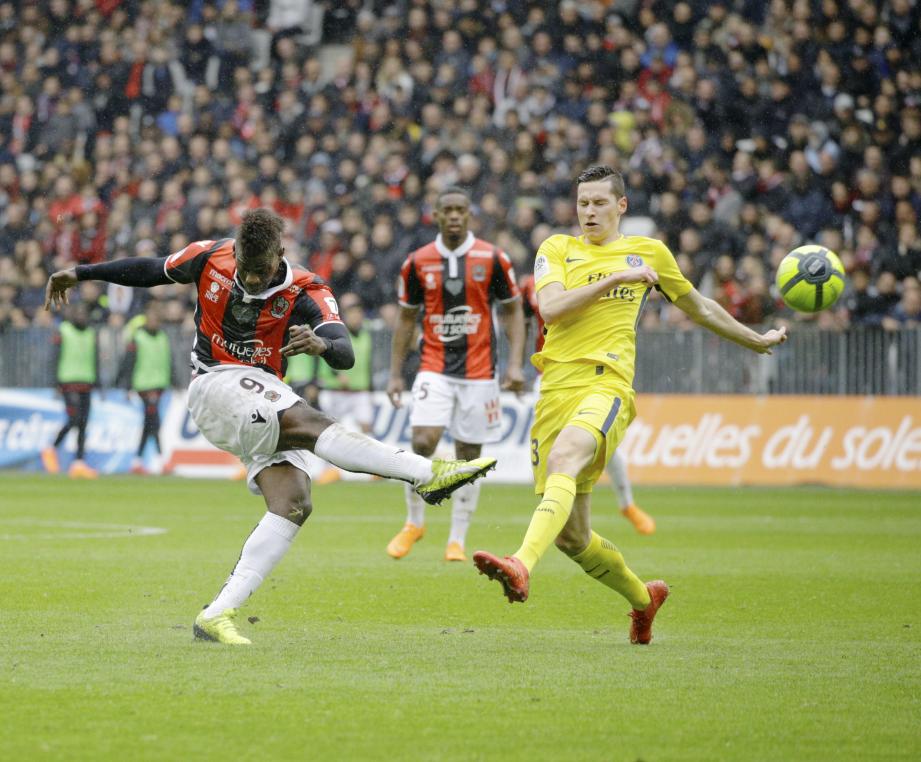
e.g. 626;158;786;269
629;580;669;645
472;551;530;603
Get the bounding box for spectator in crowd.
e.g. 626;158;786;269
0;0;918;352
882;277;921;331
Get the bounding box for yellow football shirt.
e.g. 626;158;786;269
532;233;693;390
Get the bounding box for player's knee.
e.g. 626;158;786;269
277;401;335;451
545;450;582;478
271;494;312;526
411;433;438;457
554;528;589;556
454;441;481;461
288;495;313;525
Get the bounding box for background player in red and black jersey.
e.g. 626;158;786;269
385;187;525;562
45;208;498;645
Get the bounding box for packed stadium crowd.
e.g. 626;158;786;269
0;0;920;338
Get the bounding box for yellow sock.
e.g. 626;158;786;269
513;473;577;572
569;532;651;609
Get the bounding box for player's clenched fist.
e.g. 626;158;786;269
386;375;405;408
620;265;659;285
281;324;327;357
44;268;78;311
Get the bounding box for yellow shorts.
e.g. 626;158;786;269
530;381;636;495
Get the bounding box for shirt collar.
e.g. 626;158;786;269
235;258;294;303
435;232;475;278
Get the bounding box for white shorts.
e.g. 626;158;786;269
408;371;502;444
318;389;374;429
187;366;311;495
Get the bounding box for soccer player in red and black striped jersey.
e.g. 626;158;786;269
45;208;498;645
385;187;526;562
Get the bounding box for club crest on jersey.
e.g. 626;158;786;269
264;390;281;402
270;295;290;319
205;281;221;303
472;264;487;282
626;255;643;267
534;254;549;280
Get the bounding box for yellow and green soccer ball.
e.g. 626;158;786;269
775;244;846;312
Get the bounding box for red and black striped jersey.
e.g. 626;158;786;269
397;233;520;380
164;238;342;380
520;273;546;353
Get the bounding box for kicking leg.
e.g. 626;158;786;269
276;402;495;505
473;426;595;603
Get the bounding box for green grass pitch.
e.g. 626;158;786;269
2;475;919;761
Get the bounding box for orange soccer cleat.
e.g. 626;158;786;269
629;580;670;645
472;551;530;603
316;467;342;486
621;504;656;535
68;460;99;479
444;541;467;562
386;523;424;559
41;446;60;474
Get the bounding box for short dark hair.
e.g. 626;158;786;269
436;186;471;208
238;208;284;262
576;165;626;197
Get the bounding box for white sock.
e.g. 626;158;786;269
448;481;480;547
203;512;299;617
313;423;433;485
404;482;426;527
605;451;634;509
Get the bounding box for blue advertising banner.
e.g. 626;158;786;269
0;389;173;474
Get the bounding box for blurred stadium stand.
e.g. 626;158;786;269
0;0;919;392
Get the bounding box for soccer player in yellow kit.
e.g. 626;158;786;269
473;166;788;644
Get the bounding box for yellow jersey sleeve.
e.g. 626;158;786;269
652;240;693;302
533;235;567;291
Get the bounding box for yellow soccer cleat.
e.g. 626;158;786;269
621;504;656;535
444;541;467;562
387;522;424;559
193;608;251;645
415;457;497;505
41;446;60;474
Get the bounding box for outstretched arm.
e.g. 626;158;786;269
387;305;419;408
498;298;526;392
45;258;172;310
673;288;788;354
